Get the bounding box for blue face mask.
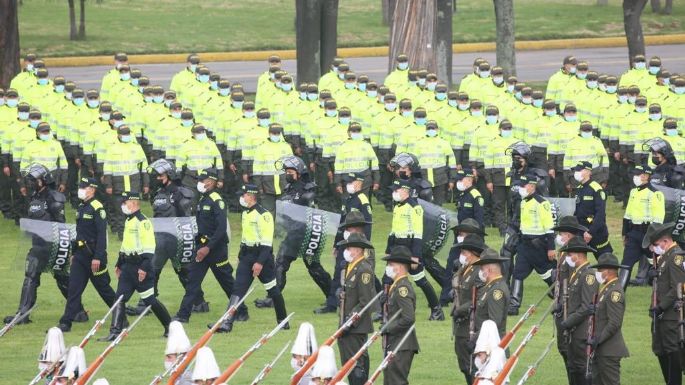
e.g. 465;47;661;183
199;75;210;83
507;85;515;93
339;117;351;126
37;78;49;86
194;133;207;141
522;97;532;105
29;120;40;129
307;93;318;101
54;85;65;93
153;96;164;103
73;98;85;106
113;120;124;128
447;100;457;108
120;73;130;81
338;73;345;80
426;129;438;137
581;131;593;139
676;87;685;95
350;132;363;140
325;110;337;118
402;111;413;118
501;130;513;138
244;111;256;118
18;112;29;120
606;86;617;94
426;83;437;91
367;90;377;98
618;95;628;103
385;103;397;111
7;99;19;108
210;81;218;90
493;77;504;85
515;92;522;100
569;66;577;74
635;106;647;113
649;113;661;121
181;120;193;127
39;133;52;141
398;62;409;70
587;81;598;89
418;78;426;86
344;83;356;90
486;115;498;125
171;111;182;119
415;118;426;126
131;78;139;86
282;84;293;92
358;83;367;92
189;64;198;73
634;62;646;70
26;64;34;72
299;92;307;100
471;110;483;117
165;100;173;108
101;113;110;121
87;100;99;108
259;118;270;127
270;135;281;142
649;66;660;75
533;99;543;108
565;115;577;122
480;71;490;78
120;135;132;143
545;110;556;117
218;89;230;97
666;128;678;137
436;92;447;101
577;72;587;80
232;101;243;109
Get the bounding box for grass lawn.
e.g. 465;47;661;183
0;196;660;385
17;0;685;57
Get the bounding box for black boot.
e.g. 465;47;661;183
271;291;289;329
99;301;126;342
313;304;337;314
213;295;240;333
254;297;274;308
191;300;210;313
126;298;148;316
508;279;523;316
543;277;555;299
4;277;38;324
236;303;249;322
429;306;445;321
149;299;172;337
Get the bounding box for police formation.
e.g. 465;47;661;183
1;51;685;385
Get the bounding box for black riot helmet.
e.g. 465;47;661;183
276;155;307;176
643;137;676;166
505;141;532;170
23;163;54;191
389;152;421;179
147;158;179;180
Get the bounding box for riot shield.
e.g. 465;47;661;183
547;197;576;226
150;217;198;267
275;201;341;264
418;199;459;258
19;218;75;275
653;185;685;242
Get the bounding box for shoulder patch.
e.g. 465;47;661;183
675;254;683;266
477;196;484;206
493;289;503;301
218;200;225;210
362;272;371;284
100;210;107;219
541;200;551;210
399;286;409;297
262;211;273;223
611;291;622;303
599;191;606;200
143;220;152;231
414;205;424;215
586;274;596;285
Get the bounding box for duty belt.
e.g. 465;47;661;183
123;253;143;264
240;242;261;248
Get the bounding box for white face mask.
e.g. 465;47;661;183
239;196;248;208
653;244;665;255
457;235;465;243
121;204;132;215
459;253;468;265
343;230;351;240
595;271;606;284
555;234;565;247
196;181;207;193
343;249;354;263
478;269;487;282
346;183;356;194
164;360;174;371
474;355;486;370
633;175;643;187
77;188;88;200
290;357;301;370
456;181;466;191
518;186;529;198
385;265;397;279
392;191;402;202
565;256;576;268
573;171;584;182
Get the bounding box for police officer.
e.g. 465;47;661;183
643;223;685;384
234;184;289;328
589;252;630;385
381;246;420;385
558;237;599;385
440;218;486;306
483;120;518;235
510;173;556;315
174;169;237;331
388;152;433;202
450;234;485;384
572;161;613;256
100;191;172;341
57;178;117;332
472;248;510;337
386;179;444;320
644;137;684;189
336;232;376;385
3;164;87;324
620;164;665;290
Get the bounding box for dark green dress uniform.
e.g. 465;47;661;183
573;162;613;257
450;234;485;385
338;234;377;385
559;239;599;385
474;274;510;338
591;275;629;385
382;273;419;385
650;239;685;384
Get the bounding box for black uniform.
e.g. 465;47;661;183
175;190;235;321
382;274;419;385
59;197;117;328
574;180;613;256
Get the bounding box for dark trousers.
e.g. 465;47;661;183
621;229;648;275
432;183;448;206
115;261;170;331
339;333;369;385
326;250;346;308
276;253;331;299
514;239;555;281
153;234;204;302
440;245;460;305
592;356;622;385
176;245;234;320
383;349;414;385
567;337;591;385
235;245;287;321
454;332;474;384
0;170;12;217
492;185;510;232
59;254;117;327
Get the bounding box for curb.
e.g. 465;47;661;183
44;34;685;68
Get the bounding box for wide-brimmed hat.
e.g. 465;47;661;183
339;211;372;229
382;246;413;265
336;232;374;249
642;222;676;248
559;237;596;253
552;216;589;234
454;234;486;254
472;248;508;266
591;253;628;270
451;218;486;236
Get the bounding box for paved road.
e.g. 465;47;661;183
51;44;685;92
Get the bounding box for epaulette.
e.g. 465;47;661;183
589;181;602;192
469;189;482;198
90;199;104;211
533;194;547;204
358;193;370;205
209;191;223;202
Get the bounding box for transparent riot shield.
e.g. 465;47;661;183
275;201;341;264
19;218;75;275
418;199;459;258
653;185;685;242
547;197;576;226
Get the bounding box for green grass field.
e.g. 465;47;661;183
0;197;660;385
17;0;685;57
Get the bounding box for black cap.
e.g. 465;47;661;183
187;54;200;64
114;53;128;61
343;172;365;183
79;177;99;189
563;55;577;65
237;183;259;195
391;179;412;191
36;122;50;132
198;168;219;181
630;164;653;176
121;191;141;201
513;172;538;186
28;110;42;119
337;232;374;249
456;167;475;180
6;88;18;97
191;124;206;133
17;102;31;112
382;246;413;264
117;125;131;135
571;161;593;172
559;237;596;253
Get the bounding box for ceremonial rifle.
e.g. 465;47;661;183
363;324;415;385
250;341;291;385
585;294;599;380
500;286;552;349
0;305;36;338
515;337;556;385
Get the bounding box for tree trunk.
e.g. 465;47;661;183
382;0;397;26
493;0;516;76
68;0;77;40
78;0;86;39
436;0;453;86
296;0;322;85
623;0;647;68
649;0;660;12
0;0;21;89
661;0;672;14
320;0;338;75
597;0;609;5
389;0;437;75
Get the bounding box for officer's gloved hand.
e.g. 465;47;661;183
674;300;684;311
649;306;664;319
552;302;563;316
585;337;598;351
379;291;388;306
560;320;571;330
586;303;597;315
647;267;659;279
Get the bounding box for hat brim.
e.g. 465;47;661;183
451;223;487;236
471;256;509;266
591;262;629;270
454;242;486;254
382;255;413;264
552;224;589;233
339;220;372;229
559;245;597;253
642;224;676;248
336;239;375;249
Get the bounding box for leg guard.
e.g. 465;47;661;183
303;259;332;297
268;287;288;323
